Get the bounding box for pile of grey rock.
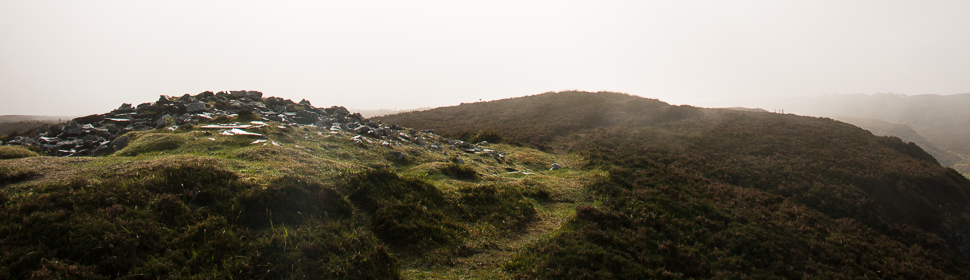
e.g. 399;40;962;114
2;90;507;161
0;90;424;157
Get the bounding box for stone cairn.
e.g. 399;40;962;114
2;90;504;162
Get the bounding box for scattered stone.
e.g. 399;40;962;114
315;118;334;128
111;136;130;151
92;145;115;156
326;106;350;116
156;114;174;128
550;163;562;171
294;110;320;124
221;128;262;136
116;103;134;112
2;90;470;159
63;120;83;136
186;101;207;113
229;100;245;109
74;114;105;125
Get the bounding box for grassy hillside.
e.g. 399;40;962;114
733;93;970;176
381;91;970;278
0;121;597;279
376;91;702;151
834;116;961;167
0;92;605;279
4;91;970;278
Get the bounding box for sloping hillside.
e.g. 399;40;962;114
376;91;702;151
381;91;970;278
835;116;961;167
725;92;970;176
0;92;594;279
0;115;74;141
3;90;970;278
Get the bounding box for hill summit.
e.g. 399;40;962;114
2;90;397;157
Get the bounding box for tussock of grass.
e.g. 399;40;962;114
0;165;40;186
440;163;479;181
343;169;463;247
458;184;537;230
237;175;353;228
0;145;39;159
0;155;399;279
505;148;557;171
114;133;186;156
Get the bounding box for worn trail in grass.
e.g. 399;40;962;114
401;201;577;279
397;152;601;279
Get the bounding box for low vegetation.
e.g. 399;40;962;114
0;145;39;159
0;109;590;278
3;91;970;278
384;91;970;278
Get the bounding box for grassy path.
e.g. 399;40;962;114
402;201;577;279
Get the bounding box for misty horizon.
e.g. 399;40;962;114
3;1;970;116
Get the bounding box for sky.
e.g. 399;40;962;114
2;0;969;116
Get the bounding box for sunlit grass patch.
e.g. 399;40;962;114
0;145;39;159
114;132;188;156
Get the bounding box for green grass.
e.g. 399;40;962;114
114;132;188;156
0;145;39;159
6;91;970;278
378;91;970;278
0;120;597;279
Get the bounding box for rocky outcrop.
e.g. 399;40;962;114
2;90;505;160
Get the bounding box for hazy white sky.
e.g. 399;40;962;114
2;0;969;116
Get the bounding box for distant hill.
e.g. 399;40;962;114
0;115;75;139
354;107;434;118
0;115;75;123
800;93;970;155
834;116;962;167
713;93;970;175
376;91;702;151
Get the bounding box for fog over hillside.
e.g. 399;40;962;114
702;92;970;174
3;1;970;116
